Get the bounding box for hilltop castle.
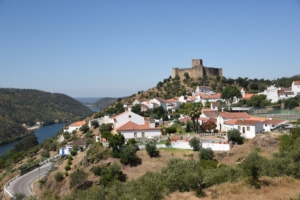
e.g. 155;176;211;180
172;59;222;80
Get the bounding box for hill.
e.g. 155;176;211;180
92;97;119;110
0;88;94;144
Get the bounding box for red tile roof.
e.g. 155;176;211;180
234;120;260;125
179;117;192;123
293;81;300;85
211;102;220;107
248;117;267;122
166;98;179;103
219;112;249;119
69;121;86;127
264;119;287;125
117;121;161;131
202;110;218;119
243;94;254;99
200;93;221;99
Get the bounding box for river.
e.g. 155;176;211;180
0;123;67;156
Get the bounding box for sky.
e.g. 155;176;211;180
0;1;299;98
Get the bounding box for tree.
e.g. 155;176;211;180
146;142;159;157
165;137;171;146
185;121;193;132
221;85;242;105
114;102;125;114
91;120;99;128
41;150;50;158
189;137;200;151
199;148;214;160
227;129;244;144
188;103;202;133
131;104;142;115
127;138;137;146
120;145;137;165
79;123;89;133
109;132;125;158
242;151;263;181
54;172;64;182
70;170;88;188
202;119;217;133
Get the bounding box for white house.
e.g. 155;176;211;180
133;98;146;106
112;109;161;139
263;119;288;132
224;119;264;139
211;102;220;110
59;138;86;155
258;85;280;103
195;86;213;93
64;121;86;133
292;81;300;95
166;98;181;112
217;112;250;132
88;115;113;128
150;97;167;110
198;93;221;105
278;88;296;100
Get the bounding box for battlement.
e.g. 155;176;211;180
172;59;222;79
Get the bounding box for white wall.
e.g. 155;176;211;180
202;143;230;151
114;111;144;131
292;82;300;94
59;145;73;155
119;129;161;139
64;126;81;133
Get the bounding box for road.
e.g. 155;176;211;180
8;162;52;197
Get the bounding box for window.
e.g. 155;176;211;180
134;132;137;138
142;132;145;138
265;124;267;127
238;126;241;130
247;127;250;131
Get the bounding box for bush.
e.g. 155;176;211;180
70;170;88;188
65;164;71;171
91;166;102;176
189;137;200;151
165;137;171;146
199;148;214;160
227;129;244;144
127;138;137;146
41;150;50;158
146;142;159;157
65;171;69;176
54;172;64;182
120;145;137;165
67;159;72;165
165;126;177;134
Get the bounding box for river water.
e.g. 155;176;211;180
0;123;67;156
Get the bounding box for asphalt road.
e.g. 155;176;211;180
8;162;52;197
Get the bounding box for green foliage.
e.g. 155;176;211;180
70;169;88;188
146;142;159;157
165;137;171;146
127;138;136;146
185;121;192;132
199;160;217;169
199;148;214;160
152;106;167;120
131;104;142;115
54;172;64;182
13;134;39;152
63;132;71;140
189;137;200;151
91;165;102;176
79;123;89;133
242;151;263;180
41;150;50;158
100;163;122;187
92;97;118;110
109;132;125;150
90;120;99;128
65;164;71;171
61;186;106;200
284;98;299;109
221;85;242;104
228;129;244;144
165;126;176;134
120;145;137;165
87;142;110;163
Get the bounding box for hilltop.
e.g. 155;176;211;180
0;88;94;145
91;97;119;110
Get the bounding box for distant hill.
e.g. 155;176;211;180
92;97;118;110
0;88;94;145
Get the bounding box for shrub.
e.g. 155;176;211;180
65;171;69;176
199;148;214;160
189;137;200;151
127;138;137;146
91;165;102;176
70;170;88;188
65;164;71;171
165;137;171;146
41;150;50;158
146;142;159;157
67;159;72;166
227;129;244;144
54;172;64;182
120;145;137;165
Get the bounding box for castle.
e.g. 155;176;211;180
172;59;222;80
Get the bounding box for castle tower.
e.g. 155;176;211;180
192;59;203;68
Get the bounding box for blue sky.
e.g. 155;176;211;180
0;1;299;97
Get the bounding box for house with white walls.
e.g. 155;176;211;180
112;109;161;139
217;112;250;132
198;93;221;105
150;97;167;110
64;121;86;133
166;98;181;112
263;119;288;132
133;98;146;106
292;81;300;95
223;119;264;139
258;85;280;103
195;86;213;93
211;102;220;110
59;138;86;155
88;115;113;128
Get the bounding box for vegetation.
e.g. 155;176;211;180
92;97;118;110
221;85;242;105
54;172;64;182
146;142;159;157
228;129;244;144
120;145;138;165
189;137;200;151
199;148;214;160
70;170;88;188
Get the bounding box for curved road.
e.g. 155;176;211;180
8;163;52;197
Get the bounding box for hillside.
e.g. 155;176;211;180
0;88;93;144
92;97;118;110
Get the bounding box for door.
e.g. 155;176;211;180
242;127;245;134
61;149;65;155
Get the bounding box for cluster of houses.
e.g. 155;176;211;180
59;82;299;155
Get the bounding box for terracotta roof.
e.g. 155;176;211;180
166;98;179;103
264;119;287;125
135;98;146;103
198;86;211;89
293;81;300;85
211;102;220;107
234;120;260;125
224;119;238;125
69;121;86;127
200;93;221;99
243;94;255;99
248;117;267;122
202;110;218;119
179;117;192;123
219;112;249;119
117;121;161;131
69;138;86;146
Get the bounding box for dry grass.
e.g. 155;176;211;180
166;176;300;200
